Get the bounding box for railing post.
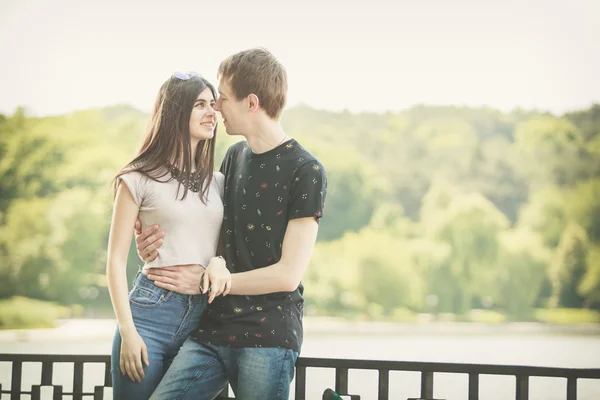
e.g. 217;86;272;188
515;375;529;400
41;361;53;386
378;369;389;400
73;361;84;400
52;385;63;400
31;385;41;400
93;386;105;400
566;377;577;400
468;373;479;400
335;367;349;394
104;360;111;387
421;371;434;398
10;360;22;400
295;365;307;400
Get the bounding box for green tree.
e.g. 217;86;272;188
314;147;386;240
422;182;509;313
497;228;551;318
580;245;600;308
514;117;587;187
549;223;588;308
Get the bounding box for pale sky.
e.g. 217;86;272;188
1;0;598;116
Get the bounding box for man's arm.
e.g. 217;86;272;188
228;217;319;294
135;224;229;297
142;217;319;296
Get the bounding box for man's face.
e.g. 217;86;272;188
215;78;246;136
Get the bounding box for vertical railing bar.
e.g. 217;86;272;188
515;375;529;400
104;361;111;387
295;365;307;400
31;385;41;400
73;361;84;400
53;385;63;400
10;361;22;400
93;386;104;400
566;377;577;400
335;367;349;394
378;369;389;400
421;371;434;398
468;373;479;400
41;361;53;385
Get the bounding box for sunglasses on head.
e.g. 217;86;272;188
172;71;202;80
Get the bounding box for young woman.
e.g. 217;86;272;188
106;71;230;400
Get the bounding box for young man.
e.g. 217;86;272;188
136;48;327;399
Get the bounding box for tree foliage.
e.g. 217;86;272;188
2;102;599;318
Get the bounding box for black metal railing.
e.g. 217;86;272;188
293;357;600;400
1;353;599;399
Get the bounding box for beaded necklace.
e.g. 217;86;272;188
169;164;202;193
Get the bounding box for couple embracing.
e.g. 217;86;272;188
107;48;327;400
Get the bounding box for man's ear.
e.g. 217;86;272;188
247;94;260;113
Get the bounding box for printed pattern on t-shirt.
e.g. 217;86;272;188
192;139;327;352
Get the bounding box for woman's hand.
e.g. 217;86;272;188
119;330;149;383
203;257;232;304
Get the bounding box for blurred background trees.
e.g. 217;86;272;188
1;103;599;326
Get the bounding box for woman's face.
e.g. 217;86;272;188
189;87;217;143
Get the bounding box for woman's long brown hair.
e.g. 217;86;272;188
113;75;217;203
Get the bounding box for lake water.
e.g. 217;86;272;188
1;321;599;400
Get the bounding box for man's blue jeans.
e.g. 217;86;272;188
150;338;299;400
111;272;207;400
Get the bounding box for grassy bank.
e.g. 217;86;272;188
0;297;80;329
312;307;600;325
1;296;599;330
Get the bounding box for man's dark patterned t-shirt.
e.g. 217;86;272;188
191;139;327;352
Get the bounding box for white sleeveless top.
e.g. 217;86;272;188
118;170;224;269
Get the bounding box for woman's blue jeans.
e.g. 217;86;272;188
111;272;207;400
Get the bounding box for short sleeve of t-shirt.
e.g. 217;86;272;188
288;160;327;221
215;172;225;200
117;171;147;207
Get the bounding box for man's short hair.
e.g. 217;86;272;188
218;48;287;119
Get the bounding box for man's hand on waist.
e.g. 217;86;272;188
135;220;164;263
146;264;204;295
